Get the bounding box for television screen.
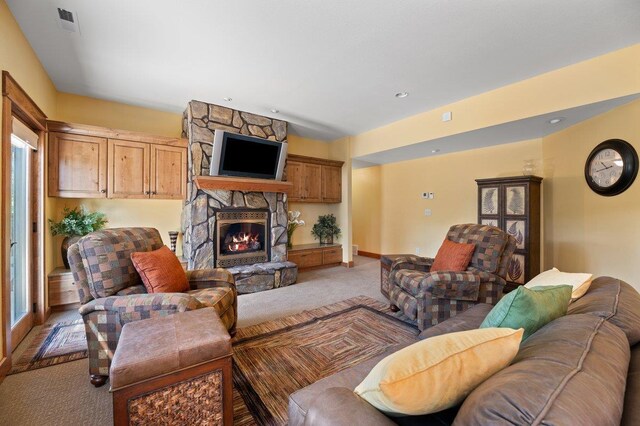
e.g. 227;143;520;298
210;132;287;180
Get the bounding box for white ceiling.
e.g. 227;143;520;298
7;0;640;141
352;94;640;168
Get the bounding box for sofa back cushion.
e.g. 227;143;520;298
446;224;513;275
568;277;640;345
455;314;630;425
77;228;164;299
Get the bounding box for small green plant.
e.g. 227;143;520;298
311;214;341;244
49;206;108;237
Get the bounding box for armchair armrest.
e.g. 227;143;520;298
416;270;500;301
186;268;236;290
79;293;201;318
304;387;395;426
390;255;434;273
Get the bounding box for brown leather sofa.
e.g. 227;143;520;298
289;277;640;425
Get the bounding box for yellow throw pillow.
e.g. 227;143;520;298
354;327;523;416
524;267;593;300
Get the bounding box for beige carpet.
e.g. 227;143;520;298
0;256;384;426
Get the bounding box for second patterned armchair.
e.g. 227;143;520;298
388;224;516;331
67;227;237;387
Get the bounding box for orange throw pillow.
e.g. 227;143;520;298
130;246;189;293
430;239;476;272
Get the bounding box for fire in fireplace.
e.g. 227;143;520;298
223;226;262;254
215;209;270;267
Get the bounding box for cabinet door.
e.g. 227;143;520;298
321;165;342;203
304;164;322;202
150;145;187;199
107;139;150;199
322;246;343;264
48;132;107;198
287;161;304;201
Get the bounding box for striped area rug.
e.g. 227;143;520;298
231;295;419;425
9;319;87;375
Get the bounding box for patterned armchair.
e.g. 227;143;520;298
67;228;237;387
388;224;516;331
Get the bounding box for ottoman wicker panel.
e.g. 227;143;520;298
110;308;233;425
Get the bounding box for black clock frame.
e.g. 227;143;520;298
584;139;638;196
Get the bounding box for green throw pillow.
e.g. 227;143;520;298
480;285;572;340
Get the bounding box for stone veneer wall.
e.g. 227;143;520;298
181;100;289;270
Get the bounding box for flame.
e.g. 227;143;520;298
226;232;261;253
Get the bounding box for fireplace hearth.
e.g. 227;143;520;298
215;209;269;268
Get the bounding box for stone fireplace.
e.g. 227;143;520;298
181;100;297;293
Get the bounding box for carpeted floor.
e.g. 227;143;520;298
0;256;385;426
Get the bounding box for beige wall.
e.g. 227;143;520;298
352;139;543;259
352;166;382;254
0;0;58;362
543;99;640;289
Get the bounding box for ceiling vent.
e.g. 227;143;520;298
56;7;80;33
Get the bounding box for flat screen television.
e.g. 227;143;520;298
209;131;287;180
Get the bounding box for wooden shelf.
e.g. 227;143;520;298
194;176;293;193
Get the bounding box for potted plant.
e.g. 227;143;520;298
49;206;108;269
287;211;305;249
311;214;341;245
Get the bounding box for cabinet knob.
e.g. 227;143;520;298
152;191;157;195
100;189;106;193
145;191;150;195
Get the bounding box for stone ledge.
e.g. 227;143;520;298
228;261;298;294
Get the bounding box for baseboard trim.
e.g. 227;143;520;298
0;355;11;385
342;261;355;268
357;251;381;259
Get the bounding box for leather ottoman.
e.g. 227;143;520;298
110;308;233;425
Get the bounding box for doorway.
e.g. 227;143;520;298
9;127;35;349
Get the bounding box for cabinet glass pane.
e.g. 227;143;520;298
505;186;526;215
480;187;499;215
505;219;526;250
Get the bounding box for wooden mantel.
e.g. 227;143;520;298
193;176;293;193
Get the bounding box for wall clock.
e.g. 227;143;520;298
584;139;638;196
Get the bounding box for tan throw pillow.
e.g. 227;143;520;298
354;327;523;416
130;246;189;293
524;267;592;300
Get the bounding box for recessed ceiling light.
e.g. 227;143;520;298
432;149;440;153
395;92;409;98
548;117;564;124
223;97;232;102
271;109;280;114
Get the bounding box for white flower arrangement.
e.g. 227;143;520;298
287;211;305;248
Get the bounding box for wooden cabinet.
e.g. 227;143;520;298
476;176;542;293
48;132;108;198
151;145;188;200
47;121;187;200
321;165;342;203
287;154;344;203
48;268;80;310
108;139;150;199
288;244;343;270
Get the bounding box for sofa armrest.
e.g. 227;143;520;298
79;293;201;318
390;255;434;273
304;387;395;426
186;268;236;290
